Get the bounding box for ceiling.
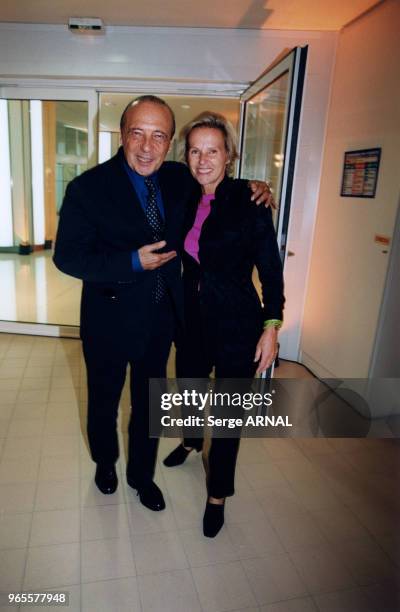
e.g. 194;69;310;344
0;0;381;31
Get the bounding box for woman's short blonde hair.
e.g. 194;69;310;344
180;111;239;175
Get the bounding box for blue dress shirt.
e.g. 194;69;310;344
124;161;165;272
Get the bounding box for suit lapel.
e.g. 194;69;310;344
105;150;154;243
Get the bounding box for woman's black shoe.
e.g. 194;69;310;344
203;500;225;538
163;444;199;467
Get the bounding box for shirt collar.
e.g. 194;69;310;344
123;158;160;199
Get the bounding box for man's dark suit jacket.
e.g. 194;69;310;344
53;147;195;357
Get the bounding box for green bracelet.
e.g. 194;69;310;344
263;319;282;330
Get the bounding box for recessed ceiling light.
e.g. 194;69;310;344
181;104;191;109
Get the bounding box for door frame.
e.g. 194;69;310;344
238;46;308;261
0;87;98;167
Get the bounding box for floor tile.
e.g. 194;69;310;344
289;546;356;594
226;518;285;559
24;542;80;589
0;512;32;549
43;415;80;436
138;569;202;612
2;435;42;459
289;479;341;512
80;477;126;507
29;508;80;547
0;548;26;591
41;435;80;457
0;456;40;483
333;537;398;586
268;510;328;552
273;458;323;483
310;506;370;544
7;418;44;437
0;389;18;403
313;586;376;611
349;500;399;537
82;577;141;612
361;579;400;612
240;462;287;489
192;561;257;611
35;479;80;511
16;388;49;404
238;439;270;463
224;488;266;524
169;489;206;529
127;498;177;534
374;532;400;566
20;377;51;390
242;555;308;605
38;455;79;481
180;526;239;566
81;537;136;583
260;597;318;611
0;366;25;379
0;378;21;390
0;481;36;513
254;484;306;518
295;438;336;456
132;530;188;575
81;504;130;541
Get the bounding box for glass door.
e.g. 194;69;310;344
238;47;308;261
0;88;97;334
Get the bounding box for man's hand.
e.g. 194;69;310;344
254;326;279;374
249;180;277;209
138;240;177;270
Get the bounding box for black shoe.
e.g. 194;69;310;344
127;478;166;511
95;464;118;494
163;443;200;467
203;499;225;538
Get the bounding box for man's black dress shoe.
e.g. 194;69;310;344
127;478;165;511
95;464;118;494
163;443;201;467
203;499;225;537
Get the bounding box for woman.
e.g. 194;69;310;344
163;112;285;537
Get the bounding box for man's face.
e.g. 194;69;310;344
121;101;173;176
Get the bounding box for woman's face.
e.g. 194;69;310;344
187;127;230;194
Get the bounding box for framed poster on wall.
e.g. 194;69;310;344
340;148;381;198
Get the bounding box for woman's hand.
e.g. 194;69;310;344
254;326;279;374
248;180;277;209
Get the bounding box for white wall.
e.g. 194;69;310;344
0;23;337;358
301;0;400;378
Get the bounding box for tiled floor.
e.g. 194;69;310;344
0;333;399;612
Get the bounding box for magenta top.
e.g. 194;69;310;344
184;193;215;263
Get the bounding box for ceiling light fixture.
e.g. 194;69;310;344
68;17;104;34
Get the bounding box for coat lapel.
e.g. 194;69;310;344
105;149;154;244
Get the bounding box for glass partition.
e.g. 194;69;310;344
240;72;290;209
0;99;88;327
98;93;239;165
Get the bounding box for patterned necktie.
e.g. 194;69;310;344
144;177;166;302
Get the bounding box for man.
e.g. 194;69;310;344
54;95;272;511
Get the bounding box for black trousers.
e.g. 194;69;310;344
176;284;258;498
83;296;175;487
